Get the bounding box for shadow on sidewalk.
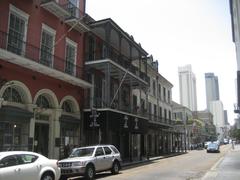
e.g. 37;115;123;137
122;152;187;170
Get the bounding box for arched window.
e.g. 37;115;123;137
62;101;73;113
36;95;50;108
2;87;23;103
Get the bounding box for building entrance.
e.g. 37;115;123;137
34;123;49;157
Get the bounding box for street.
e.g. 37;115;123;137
202;144;240;180
66;144;232;180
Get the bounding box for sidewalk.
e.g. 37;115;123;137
201;144;240;180
122;152;186;169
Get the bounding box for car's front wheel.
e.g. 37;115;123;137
41;172;54;180
111;161;120;174
85;164;95;180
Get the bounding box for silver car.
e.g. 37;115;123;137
207;142;220;153
0;151;61;180
58;145;122;179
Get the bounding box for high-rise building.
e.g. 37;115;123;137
178;65;197;111
209;101;225;140
205;73;220;109
224;110;229;125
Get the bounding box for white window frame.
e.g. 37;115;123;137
40;24;56;67
65;38;77;75
8;4;29;55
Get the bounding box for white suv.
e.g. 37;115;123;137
58;145;122;179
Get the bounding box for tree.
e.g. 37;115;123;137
230;128;240;140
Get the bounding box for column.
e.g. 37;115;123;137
105;63;111;107
28;104;37;151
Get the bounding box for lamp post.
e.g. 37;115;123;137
12;124;16;150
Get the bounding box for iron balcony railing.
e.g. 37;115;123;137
0;30;84;80
85;44;150;84
148;114;173;125
84;97;148;118
66;1;84;19
40;0;85;19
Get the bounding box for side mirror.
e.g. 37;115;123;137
0;163;4;168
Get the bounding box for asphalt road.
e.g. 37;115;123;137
66;144;231;180
202;144;240;180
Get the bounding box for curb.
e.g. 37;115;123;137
122;152;186;169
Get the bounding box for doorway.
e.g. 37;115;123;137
34;123;49;157
132;134;141;161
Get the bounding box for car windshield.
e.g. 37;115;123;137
208;143;217;148
69;148;95;157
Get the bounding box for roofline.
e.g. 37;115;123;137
88;18;148;55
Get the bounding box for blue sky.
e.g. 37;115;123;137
86;0;237;124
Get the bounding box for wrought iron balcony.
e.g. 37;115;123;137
148;114;173;126
85;44;149;85
65;1;89;32
40;0;89;32
84;97;148;118
40;0;71;19
0;30;91;88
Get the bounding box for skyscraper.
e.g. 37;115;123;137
205;73;220;109
178;65;198;111
209;101;225;140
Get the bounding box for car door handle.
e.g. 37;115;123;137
15;168;21;172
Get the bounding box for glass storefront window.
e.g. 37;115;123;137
0;122;29;151
60;122;80;159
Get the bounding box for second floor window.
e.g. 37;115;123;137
158;84;161;100
168;90;171;103
154;104;157;117
7;5;29;55
40;25;55;67
163;87;166;102
148;102;152;115
140;99;145;112
153;80;156;97
65;39;77;75
68;0;79;18
133;95;137;111
164;109;167;121
159;106;162;118
169;110;172;120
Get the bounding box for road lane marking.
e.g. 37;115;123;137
201;156;224;180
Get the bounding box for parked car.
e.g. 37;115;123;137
206;142;220;153
223;138;229;144
58;145;122;180
204;141;211;149
0;151;60;180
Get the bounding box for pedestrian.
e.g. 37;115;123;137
64;144;70;158
232;140;235;150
